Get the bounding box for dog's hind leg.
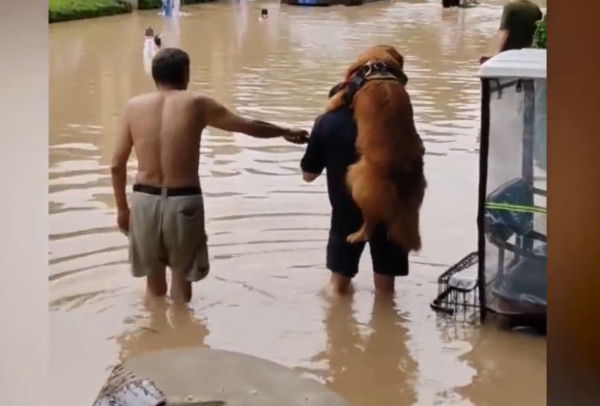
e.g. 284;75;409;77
345;160;380;244
346;221;374;244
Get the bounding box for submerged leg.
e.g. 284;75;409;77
373;273;395;297
146;273;167;298
325;272;354;297
170;269;192;303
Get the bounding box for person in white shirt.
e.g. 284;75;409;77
143;27;160;74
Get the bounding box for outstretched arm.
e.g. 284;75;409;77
202;97;308;144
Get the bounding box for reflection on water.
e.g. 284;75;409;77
49;1;546;406
314;296;418;405
115;299;209;362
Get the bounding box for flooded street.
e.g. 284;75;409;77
49;1;546;405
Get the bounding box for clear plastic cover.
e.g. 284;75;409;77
482;78;547;316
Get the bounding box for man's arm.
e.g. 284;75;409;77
111;105;133;213
202;97;307;143
497;4;511;52
300;116;326;183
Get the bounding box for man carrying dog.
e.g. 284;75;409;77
300;84;410;297
111;47;308;303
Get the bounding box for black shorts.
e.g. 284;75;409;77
326;224;409;279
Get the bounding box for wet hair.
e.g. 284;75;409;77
145;26;154;37
154;35;162;48
261;8;268;16
151;48;190;88
329;83;342;98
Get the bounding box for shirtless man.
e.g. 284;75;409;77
111;47;308;303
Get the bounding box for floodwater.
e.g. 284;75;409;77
49;1;547;405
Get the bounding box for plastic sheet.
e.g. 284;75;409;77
482;77;547;316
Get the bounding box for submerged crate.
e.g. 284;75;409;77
431;251;479;319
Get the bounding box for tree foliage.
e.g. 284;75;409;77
534;14;547;49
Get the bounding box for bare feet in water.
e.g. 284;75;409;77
321;272;354;299
322;282;355;300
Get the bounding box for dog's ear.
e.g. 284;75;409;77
345;54;373;79
378;45;404;69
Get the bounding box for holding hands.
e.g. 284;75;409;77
284;128;309;145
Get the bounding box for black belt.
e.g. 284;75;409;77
133;184;202;196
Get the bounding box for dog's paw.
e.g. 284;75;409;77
346;231;367;244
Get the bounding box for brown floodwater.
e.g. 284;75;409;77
49;1;547;405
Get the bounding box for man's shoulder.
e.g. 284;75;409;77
126;93;152;105
122;94;150;118
170;90;206;104
125;92;160;108
188;92;222;110
129;91;202;101
508;0;541;13
127;91;205;110
309;108;355;146
318;107;353;126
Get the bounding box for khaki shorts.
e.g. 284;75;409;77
128;188;209;282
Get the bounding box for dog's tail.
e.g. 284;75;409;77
386;206;422;252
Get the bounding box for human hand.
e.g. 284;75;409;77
117;208;130;235
284;128;309;144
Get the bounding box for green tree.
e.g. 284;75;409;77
534;14;547;49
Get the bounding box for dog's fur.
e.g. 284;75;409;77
327;45;426;252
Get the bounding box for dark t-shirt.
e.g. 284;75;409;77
300;108;363;235
499;0;543;51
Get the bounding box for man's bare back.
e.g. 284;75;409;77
111;47;308;302
126;90;209;189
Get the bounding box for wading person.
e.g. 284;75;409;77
111;47;308;303
142;28;160;74
497;0;543;52
144;26;154;39
300;84;409;297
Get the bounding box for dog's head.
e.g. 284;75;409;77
326;45;407;111
345;45;405;81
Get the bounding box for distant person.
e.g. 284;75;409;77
260;9;268;20
442;0;460;7
111;48;308;303
143;26;159;55
142;28;159;74
497;0;543;52
162;0;173;17
299;84;410;297
442;0;478;8
154;34;162;50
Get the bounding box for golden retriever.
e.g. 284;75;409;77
327;45;426;252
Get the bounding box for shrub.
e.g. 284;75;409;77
137;0;162;9
49;0;132;23
534;14;547;49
